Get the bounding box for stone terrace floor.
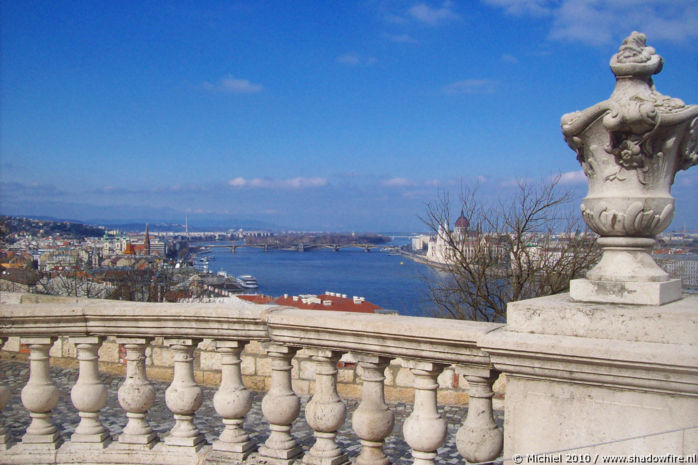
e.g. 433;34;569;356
1;360;504;465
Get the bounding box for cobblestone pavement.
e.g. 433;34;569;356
1;360;503;465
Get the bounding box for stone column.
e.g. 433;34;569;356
258;344;302;465
20;337;62;448
304;349;348;465
402;361;446;465
456;371;502;463
69;336;110;447
117;337;157;447
164;338;205;448
352;355;394;465
212;340;255;459
0;337;12;450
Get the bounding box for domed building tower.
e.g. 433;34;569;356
454;209;469;241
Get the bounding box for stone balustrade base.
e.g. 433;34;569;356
204;450;255;465
206;447;255;463
256;445;303;464
163;436;206;449
69;432;111;445
2;442;216;465
302;455;350;465
211;438;255;455
570;277;682;305
17;433;62;448
59;440;113;454
117;433;158;447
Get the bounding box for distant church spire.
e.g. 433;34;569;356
144;223;150;256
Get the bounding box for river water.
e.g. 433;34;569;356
196;240;439;317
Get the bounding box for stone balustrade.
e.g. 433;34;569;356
0;295;485;406
0;298;505;465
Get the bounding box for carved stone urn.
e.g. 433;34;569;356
561;32;698;305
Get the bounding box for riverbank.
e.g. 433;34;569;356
394;249;449;271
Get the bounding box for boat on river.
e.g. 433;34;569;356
236;275;259;289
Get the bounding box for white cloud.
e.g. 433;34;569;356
228;177;328;189
442;79;496;95
284;177;328;188
336;53;377;66
483;0;552;17
387;33;419;44
382;177;415;187
202;76;263;93
557;170;587;184
485;0;698;45
228;177;247;187
639;5;698;42
501;53;519;63
408;1;459;25
549;0;614;45
552;0;698;45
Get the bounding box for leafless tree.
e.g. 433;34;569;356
422;178;600;322
104;268;156;301
36;257;107;298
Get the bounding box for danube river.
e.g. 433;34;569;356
196;240;440;317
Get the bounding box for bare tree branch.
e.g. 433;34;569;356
422;179;599;322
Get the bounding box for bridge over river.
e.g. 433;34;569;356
207;242;401;253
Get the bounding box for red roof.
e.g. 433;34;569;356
123;243;135;255
237;293;381;313
278;293;380;313
237;294;275;305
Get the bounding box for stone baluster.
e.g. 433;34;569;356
258;344;302;465
352;355;394;465
164;338;205;448
69;336;110;447
0;337;12;450
402;361;446;465
304;349;348;465
117;337;157;447
456;371;502;463
212;340;255;459
20;337;62;448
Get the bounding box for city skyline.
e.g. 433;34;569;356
1;1;697;231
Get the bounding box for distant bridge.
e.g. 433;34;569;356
207;243;401;253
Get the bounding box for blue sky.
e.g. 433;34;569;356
1;0;697;232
